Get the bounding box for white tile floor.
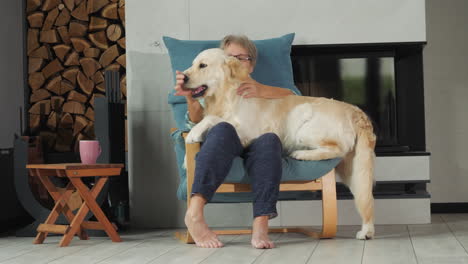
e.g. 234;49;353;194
1;214;468;264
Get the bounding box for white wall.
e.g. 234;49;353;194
424;0;468;203
126;0;427;228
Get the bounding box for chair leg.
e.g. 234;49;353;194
175;140;200;244
319;169;337;238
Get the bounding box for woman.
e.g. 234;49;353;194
174;35;295;249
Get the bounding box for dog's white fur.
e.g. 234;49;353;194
183;48;377;240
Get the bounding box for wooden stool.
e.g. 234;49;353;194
26;163;124;247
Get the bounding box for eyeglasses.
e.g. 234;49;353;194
232;54;252;62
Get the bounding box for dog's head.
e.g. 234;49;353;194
182;48;249;98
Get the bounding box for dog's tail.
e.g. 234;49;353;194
336;109;376;224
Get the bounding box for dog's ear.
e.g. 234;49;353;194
226;57;249;80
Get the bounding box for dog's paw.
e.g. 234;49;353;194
290;150;308;160
356;224;375;240
185;130;204;144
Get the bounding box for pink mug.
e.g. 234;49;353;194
79;140;102;164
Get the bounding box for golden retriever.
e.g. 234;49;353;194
182;48;376;240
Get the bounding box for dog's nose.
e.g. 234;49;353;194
183;75;189;83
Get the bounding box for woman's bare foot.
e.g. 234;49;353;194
185;195;223;248
251;216;274;249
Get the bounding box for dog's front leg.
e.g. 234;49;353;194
185;115;224;144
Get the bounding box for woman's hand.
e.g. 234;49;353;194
174;70;192;97
237;78;265;98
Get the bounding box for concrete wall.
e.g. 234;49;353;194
0;0;25;148
126;0;428;228
424;0;468;203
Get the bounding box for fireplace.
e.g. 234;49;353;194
291;42;427;156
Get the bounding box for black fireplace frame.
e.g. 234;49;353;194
291;42;428;156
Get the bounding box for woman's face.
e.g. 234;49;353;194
224;43;254;74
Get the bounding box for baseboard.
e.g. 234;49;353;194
431;203;468;214
202;198;431;227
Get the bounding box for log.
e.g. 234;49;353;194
84;47;101;58
42;7;59;30
64;0;75;11
61;80;74;94
96;82;105;92
85;107;94;121
59;112;73;128
116;54;125;68
55;8;71;26
106;24;122;42
77;71;94;95
90;93;105;107
99;44;119;67
45;75;62;94
64;51;80;66
69;21;88;37
55;128;73;152
30;114;41;132
28;29;40;55
57;26;71;44
30;89;52;103
119;0;125;8
121;74;126;97
71;37;92;52
83;121;95;138
101;3;118;19
92;71;104;84
62;67;79;84
29;100;51;115
30;46;50;60
27;0;42;13
29;58;44;73
88;0;109;14
89;31;108;49
47;111;57;130
40;29;59;43
63;101;85;114
42;0;61;11
29;72;46;90
89;16;107;31
118;5;125;25
80;57;101;78
42;59;64;79
27;12;45;28
75;0;85;5
71;0;89;21
67;90;88;103
117;37;125;49
73;115;88;136
51;96;65;110
53;44;71;62
104;63;120;72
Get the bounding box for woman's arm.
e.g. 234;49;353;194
236;77;295;99
186;97;203;124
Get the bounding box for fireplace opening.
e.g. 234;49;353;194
291;42;427;156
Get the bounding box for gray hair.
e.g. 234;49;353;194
220;35;258;67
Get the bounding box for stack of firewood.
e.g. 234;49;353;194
27;0;126;152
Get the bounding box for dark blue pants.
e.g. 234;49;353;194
191;122;282;219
